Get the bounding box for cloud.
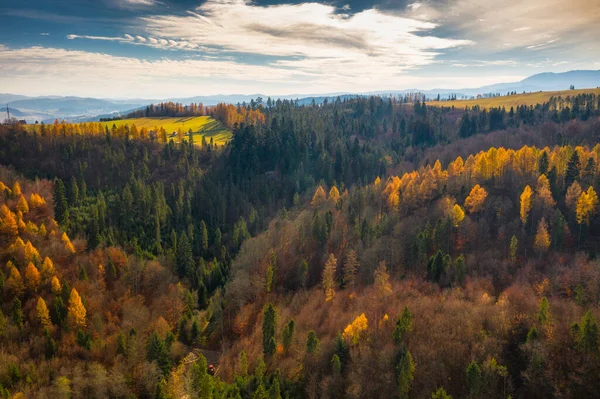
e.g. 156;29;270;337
67;34;133;42
40;33;50;36
403;0;600;57
0;45;312;98
137;0;471;66
118;0;158;6
0;44;522;98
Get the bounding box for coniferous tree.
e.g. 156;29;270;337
262;303;277;356
53;178;68;225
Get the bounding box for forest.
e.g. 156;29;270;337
1;91;600;398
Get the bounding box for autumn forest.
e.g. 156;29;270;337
1;91;600;399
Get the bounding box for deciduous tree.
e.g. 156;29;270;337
464;184;487;214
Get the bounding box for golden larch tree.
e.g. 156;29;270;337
464;184;488;214
329;186;340;203
29;193;46;208
534;218;551;255
451;204;465;227
17;195;29;214
12;181;21;196
520;185;533;225
311;186;327;206
7;265;25;297
68;288;87;328
24;240;40;262
322;253;337;301
1;209;19;236
36;297;51;327
576;186;599;226
51;276;61;294
24;262;41;292
40;257;55;281
342;313;368;345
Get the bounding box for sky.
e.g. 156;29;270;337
1;0;599;99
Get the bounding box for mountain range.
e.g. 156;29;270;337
2;70;599;124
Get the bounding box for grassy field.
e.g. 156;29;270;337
100;116;232;146
428;87;600;110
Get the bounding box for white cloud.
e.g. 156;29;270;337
138;0;471;66
120;0;157;5
40;33;50;36
409;0;599;55
69;0;471;76
0;45;525;98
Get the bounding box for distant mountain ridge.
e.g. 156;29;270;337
2;69;599;123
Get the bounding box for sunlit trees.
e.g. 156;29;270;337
17;195;29;213
450;204;465;227
24;262;41;292
576;186;599;226
311;186;327;206
520;185;533;225
36;297;51;327
342;313;368;345
534;218;551;256
464;184;487;214
329;185;340;203
68;288;86;328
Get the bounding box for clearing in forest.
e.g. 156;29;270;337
100;116;232;146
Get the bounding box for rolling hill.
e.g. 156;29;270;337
427;87;600;109
99;116;232;146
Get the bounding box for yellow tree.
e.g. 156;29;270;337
17;195;29;214
12;181;21;196
311;186;327;206
342;313;368;345
329;186;340;203
7;265;25;297
29;193;46;208
62;232;76;254
36;297;51;327
68;288;86;328
24;262;41;292
534;218;551;256
576;187;599;226
40;257;55;281
24;240;40;262
51;276;62;294
1;209;18;236
520;185;533;225
322;253;337;301
450;204;465;227
464;184;488;214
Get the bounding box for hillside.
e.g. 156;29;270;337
100;116;231;146
428;87;600;109
1;92;600;398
